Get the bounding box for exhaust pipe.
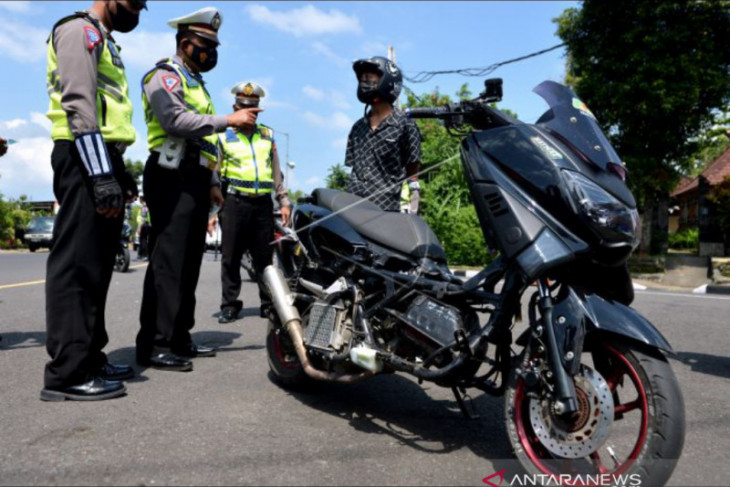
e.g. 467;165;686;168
262;266;373;383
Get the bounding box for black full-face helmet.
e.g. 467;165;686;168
353;56;403;105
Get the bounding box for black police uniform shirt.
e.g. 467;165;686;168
345;110;422;211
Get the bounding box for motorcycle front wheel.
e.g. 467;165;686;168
505;337;685;487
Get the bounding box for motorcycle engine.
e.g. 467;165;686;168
402;295;464;350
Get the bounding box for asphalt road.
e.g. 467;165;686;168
1;251;729;486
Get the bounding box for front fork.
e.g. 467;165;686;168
536;278;579;415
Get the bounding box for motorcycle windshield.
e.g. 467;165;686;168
533;81;622;171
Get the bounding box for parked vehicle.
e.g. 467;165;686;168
23;216;55;252
263;79;685;486
114;221;132;273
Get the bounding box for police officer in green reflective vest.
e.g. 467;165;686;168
217;82;290;324
136;7;261;372
41;0;147;402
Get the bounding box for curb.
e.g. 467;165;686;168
706;284;730;295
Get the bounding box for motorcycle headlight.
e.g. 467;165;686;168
562;170;640;247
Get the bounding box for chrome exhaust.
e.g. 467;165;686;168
262;265;373;383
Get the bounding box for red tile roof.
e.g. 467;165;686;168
671;147;730;198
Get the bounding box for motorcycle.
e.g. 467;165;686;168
114;221;132;273
263;79;684;486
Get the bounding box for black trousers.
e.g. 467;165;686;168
137;222;150;258
45;141;123;389
136;151;211;358
220;193;275;312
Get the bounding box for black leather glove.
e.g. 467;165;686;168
117;169;139;201
91;176;124;214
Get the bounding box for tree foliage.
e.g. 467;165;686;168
124;159;144;188
0;193;33;249
555;0;730;253
325;163;349;191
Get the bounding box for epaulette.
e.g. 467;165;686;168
48;11;100;44
258;125;273;140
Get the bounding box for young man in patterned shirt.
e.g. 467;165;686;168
345;56;422;212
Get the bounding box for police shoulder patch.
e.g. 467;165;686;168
161;74;180;92
83;25;102;51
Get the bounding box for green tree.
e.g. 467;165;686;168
325;163;349;190
0;193;33;249
287;188;306;204
555;0;730;254
124;159;144;188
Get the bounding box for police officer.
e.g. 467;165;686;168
217;82;290;324
346;56;422;212
136;7;261;371
41;0;146;402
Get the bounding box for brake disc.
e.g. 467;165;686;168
528;366;614;459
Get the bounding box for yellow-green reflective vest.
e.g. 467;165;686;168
400;182;410;206
46;14;135;143
219;126;274;195
142;58;218;163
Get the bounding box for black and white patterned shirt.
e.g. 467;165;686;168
345;110;422;211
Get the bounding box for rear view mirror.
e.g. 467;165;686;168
483;78;503;102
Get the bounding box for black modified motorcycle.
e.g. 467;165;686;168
263;80;685;486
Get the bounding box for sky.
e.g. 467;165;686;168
0;0;579;202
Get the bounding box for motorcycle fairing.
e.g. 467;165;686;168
554;285;673;354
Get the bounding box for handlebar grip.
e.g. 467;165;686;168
404;106;450;119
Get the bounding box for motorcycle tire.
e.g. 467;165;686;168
265;316;313;390
505;337;685;487
114;247;130;273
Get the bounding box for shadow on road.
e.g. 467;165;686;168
676;351;730;379
106;331;245;377
277;372;514;463
0;330;45;350
210;307;262;320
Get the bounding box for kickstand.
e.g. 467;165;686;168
452;386;480;420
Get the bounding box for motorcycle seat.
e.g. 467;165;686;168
313;188;447;262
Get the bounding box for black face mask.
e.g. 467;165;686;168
190;44;218;72
357;80;379;104
109;1;139;33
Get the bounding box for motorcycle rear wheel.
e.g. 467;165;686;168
505;337;685;486
266;317;312;390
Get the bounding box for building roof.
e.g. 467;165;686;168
671;146;730;198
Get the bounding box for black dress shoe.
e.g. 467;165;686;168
260;305;272;318
97;363;135;381
138;353;193;371
173;343;217;358
40;377;126;402
218;308;237;324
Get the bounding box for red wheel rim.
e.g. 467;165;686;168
273;329;301;371
513;343;649;485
